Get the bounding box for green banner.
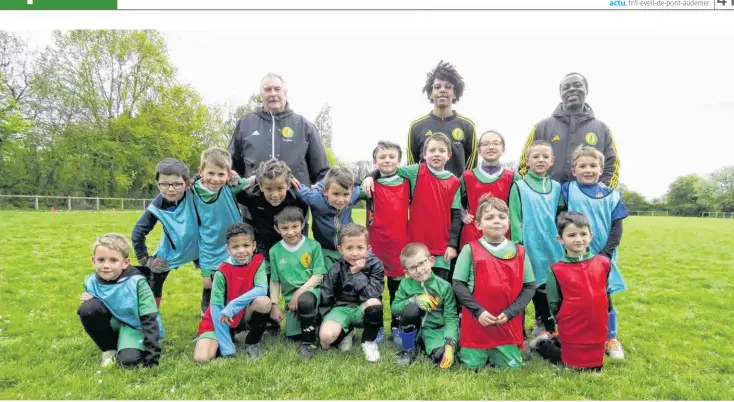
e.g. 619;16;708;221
0;0;117;9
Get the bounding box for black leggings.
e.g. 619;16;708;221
532;285;555;332
387;278;402;329
77;298;144;367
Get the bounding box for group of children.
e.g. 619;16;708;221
78;129;628;372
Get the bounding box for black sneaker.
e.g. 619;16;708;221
246;342;263;358
396;349;415;367
298;343;318;360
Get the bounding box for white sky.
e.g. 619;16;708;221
3;11;733;199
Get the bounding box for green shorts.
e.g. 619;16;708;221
285;289;321;337
200;268;216;278
432;254;450;271
110;318;144;351
323;304;364;333
460;345;523;369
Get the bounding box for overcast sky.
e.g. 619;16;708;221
5;11;733;199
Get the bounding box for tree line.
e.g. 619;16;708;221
2;30;733;216
0;30;336;200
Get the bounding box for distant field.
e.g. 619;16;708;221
1;211;732;399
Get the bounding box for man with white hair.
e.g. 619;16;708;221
228;74;330;336
229;73;330;188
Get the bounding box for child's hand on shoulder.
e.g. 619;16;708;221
361;177;375;198
478;310;497;326
349;258;367;274
245;175;257;189
289;177;302;189
80;292;93;304
461;211;474;225
227;170;242;187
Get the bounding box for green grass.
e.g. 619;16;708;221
1;211;733;399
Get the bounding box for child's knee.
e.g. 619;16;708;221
363;298;381;308
193;340;217;363
252;296;271;312
77;298;106;318
319;323;341;345
193;351;214;364
297;292;318;313
202;276;213;288
363;305;383;325
117;349;143;367
401;303;421;320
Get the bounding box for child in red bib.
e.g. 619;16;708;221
363;132;462;283
529;211;611;371
193;223;271;362
452;196;536;370
460;130;518;250
365;140;411;346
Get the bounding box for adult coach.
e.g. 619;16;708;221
228;73;330;188
518;72;621;188
407;61;478;177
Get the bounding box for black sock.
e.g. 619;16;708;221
300;315;317;344
244;311;269;345
361;305;383;343
201;288;211;313
296;291;318;344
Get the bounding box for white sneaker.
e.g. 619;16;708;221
100;350;117;368
361;341;380;362
338;331;354;352
528;332;552;351
606;339;625;359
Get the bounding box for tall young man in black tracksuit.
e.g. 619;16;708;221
406;60;478;179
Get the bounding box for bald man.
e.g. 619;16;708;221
519;73;621;188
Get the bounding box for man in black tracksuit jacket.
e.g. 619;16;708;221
519;72;621;188
228;74;330;188
407;61;478;178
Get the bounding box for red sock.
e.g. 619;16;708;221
155;298;161;308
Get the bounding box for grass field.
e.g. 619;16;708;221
1;210;733;399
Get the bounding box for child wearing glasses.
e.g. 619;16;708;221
131;158;201;309
391;242;458;369
459;130;518;249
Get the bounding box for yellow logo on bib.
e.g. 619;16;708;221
585;132;598;145
281;126;294;139
300;252;313;268
503;251;515;259
452;128;465;141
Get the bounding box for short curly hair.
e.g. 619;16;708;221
422;60;466;103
